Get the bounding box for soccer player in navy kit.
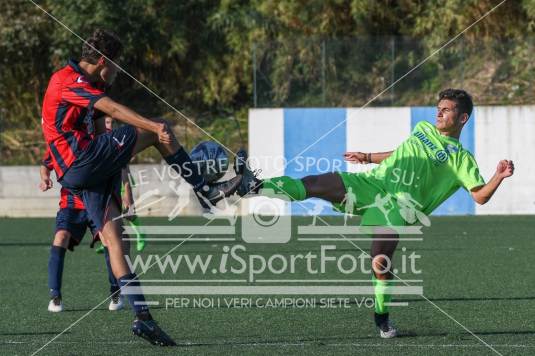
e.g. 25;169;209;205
40;151;125;312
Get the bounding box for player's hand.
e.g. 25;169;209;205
122;204;137;221
344;151;368;164
39;178;53;191
155;122;173;144
124;213;137;221
496;159;514;178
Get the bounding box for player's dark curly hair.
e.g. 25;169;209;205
438;89;473;118
81;29;122;64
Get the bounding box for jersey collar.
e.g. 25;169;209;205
441;133;460;143
68;58;83;75
432;124;461;144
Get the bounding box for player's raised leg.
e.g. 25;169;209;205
93;100;241;207
235;151;346;204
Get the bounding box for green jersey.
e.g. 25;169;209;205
363;120;485;215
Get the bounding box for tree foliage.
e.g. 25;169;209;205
0;0;533;163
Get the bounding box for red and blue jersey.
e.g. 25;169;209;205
59;187;85;210
42;147;85;210
41;59;106;178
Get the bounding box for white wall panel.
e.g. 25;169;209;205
475;106;535;214
346;107;411;173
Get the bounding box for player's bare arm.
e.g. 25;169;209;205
470;159;514;205
344;151;393;164
39;165;53;192
94;96;172;144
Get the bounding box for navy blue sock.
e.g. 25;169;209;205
103;248;120;294
119;273;148;315
48;246;66;298
164;147;205;191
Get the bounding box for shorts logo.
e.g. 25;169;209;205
113;135;126;148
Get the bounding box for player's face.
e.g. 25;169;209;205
105;116;113;131
436;99;467;134
100;58;119;85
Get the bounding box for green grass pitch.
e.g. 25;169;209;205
0;215;534;355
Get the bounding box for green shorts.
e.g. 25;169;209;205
333;172;408;227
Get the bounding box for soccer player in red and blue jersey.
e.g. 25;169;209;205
40;148;125;313
40;28;241;346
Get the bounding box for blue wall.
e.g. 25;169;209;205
284;109;346;215
279;107;477;215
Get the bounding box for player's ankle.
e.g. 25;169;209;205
136;310;153;321
374;312;389;327
49;289;61;299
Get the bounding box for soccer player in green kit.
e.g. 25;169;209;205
236;89;515;338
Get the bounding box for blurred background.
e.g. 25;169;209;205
1;0;534;217
2;0;535;164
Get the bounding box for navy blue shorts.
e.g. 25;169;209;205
55;208;98;251
60;125;137;190
60;125;137;232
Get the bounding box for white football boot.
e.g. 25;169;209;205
108;293;125;311
378;320;398;339
48;297;64;312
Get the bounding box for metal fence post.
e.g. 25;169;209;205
391;36;395;106
252;43;257;108
322;39;326;106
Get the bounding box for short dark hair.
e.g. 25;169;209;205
438;88;473;118
81;29;122;64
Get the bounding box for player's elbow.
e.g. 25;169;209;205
470;186;489;205
473;195;489;205
95;96;119;118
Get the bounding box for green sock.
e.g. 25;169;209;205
372;275;392;315
128;218;146;252
95;244;104;254
262;176;307;201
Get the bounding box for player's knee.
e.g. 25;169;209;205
53;230;70;248
152;117;175;132
135;126;157;141
302;173;345;202
135;117;171;138
372;254;392;278
101;227;123;251
152;117;168;125
302;175;322;196
105;234;122;248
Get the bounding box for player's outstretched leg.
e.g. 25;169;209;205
236;153;346;204
101;201;176;346
371;230;399;338
47;230;70;312
131;120;241;207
